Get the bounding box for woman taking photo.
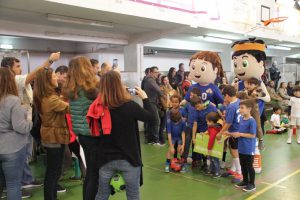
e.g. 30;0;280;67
63;56;98;200
0;68;32;200
33;68;69;200
168;67;179;90
94;71;155;200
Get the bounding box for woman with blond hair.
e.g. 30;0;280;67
63;56;99;200
33;68;69;200
0;68;32;200
94;71;155;200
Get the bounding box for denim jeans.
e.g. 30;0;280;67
0;146;27;200
78;135;100;200
147;103;160;143
209;156;220;174
95;160;141;200
22;136;34;185
44;145;65;200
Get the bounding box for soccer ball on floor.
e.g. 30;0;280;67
110;173;126;195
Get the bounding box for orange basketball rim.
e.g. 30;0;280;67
263;17;288;26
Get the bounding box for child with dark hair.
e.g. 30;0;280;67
287;86;300;144
231;100;257;192
269;107;287;134
205;112;222;178
165;109;186;173
182;88;200;165
218;85;242;183
192;96;218;172
181;72;192;97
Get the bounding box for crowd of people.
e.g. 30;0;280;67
0;50;300;200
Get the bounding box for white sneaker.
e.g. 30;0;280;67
287;139;292;144
153;143;165;147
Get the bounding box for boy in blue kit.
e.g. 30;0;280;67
182;88;201;163
231;100;257;192
217;85;242;183
191;96;218;172
165;109;186;173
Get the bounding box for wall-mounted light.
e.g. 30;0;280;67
268;45;291;51
0;44;13;49
198;36;232;44
47;14;114;28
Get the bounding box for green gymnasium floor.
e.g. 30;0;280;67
22;128;300;200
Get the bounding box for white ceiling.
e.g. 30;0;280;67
0;0;300;54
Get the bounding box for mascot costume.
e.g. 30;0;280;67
183;51;224;106
231;38;270;173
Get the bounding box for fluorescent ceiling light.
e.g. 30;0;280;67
0;44;13;49
206;33;240;40
198;36;232;44
47;14;114;28
279;44;299;48
268;45;291;51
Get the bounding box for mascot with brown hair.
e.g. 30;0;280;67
182;51;224;106
232;38;270;173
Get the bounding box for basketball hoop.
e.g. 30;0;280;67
262;17;288;26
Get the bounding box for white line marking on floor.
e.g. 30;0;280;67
144;164;226;188
260;182;287;189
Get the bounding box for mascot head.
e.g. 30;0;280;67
232;38;267;81
189;51;224;85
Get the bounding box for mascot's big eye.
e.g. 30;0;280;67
242;60;249;68
234;62;237;68
201;66;206;72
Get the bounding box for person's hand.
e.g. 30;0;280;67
49;52;60;61
135;87;148;100
216;133;222;140
192;138;196;144
179;145;185;154
170;147;175;154
208;150;212;156
258;140;265;151
231;132;240;138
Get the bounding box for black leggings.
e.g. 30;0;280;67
239;154;255;185
78;135;100;200
68;140;86;178
44;145;65;200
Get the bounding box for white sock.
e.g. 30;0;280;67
287;129;293;142
233;158;241;175
297;129;300;143
230;159;236;172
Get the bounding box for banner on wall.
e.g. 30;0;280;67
193;133;227;159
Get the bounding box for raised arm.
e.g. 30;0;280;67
258;82;270;102
25;52;60;85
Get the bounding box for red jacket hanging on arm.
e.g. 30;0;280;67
86;96;112;136
207;125;222;150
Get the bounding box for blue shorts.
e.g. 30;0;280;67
172;138;183;145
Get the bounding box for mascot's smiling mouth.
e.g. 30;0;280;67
195;75;201;79
238;72;245;76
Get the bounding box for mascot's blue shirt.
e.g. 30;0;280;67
184;83;224;105
238;80;264;116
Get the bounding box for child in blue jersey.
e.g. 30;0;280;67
182;88;201;164
217;85;242;183
191;96;218;172
165;109;186;173
231;100;257;192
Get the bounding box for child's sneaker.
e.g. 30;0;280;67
221;169;235;177
287;139;292;144
165;165;170;173
235;181;248;188
212;173;221;178
232;173;243;183
242;184;256;192
204;170;212;176
180;165;186;173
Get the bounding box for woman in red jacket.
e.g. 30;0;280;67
94;71;155;200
